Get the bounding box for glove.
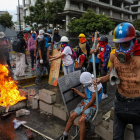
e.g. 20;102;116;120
40;59;43;64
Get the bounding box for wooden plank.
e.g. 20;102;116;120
48;49;61;86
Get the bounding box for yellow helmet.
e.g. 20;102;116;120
78;33;85;38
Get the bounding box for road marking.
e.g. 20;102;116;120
22;81;47;88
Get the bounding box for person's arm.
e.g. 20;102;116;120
75;55;85;69
71;87;87;99
39;49;42;60
28;38;31;54
93;53;115;86
6;39;11;48
82;92;96;113
51;42;54;51
49;53;64;61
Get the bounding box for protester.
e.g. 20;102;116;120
0;32;11;69
34;30;46;75
74;33;90;72
49;36;74;75
52;27;61;51
95;36;111;99
55;72;103;140
93;22;140;140
88;33;100;76
14;31;27;76
28;31;36;70
135;30;140;43
35;30;50;85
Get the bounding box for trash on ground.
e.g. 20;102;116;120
16;109;30;117
13;119;26;129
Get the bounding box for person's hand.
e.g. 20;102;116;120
97;54;100;59
40;59;43;64
34;54;36;57
49;58;53;61
71;88;78;94
93;77;102;88
57;48;60;51
47;56;49;60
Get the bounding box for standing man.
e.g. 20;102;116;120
96;36;111;99
14;31;27;76
35;30;50;85
93;22;140;140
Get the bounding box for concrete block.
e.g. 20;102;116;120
53;104;68;121
92;110;103;125
39;101;53;114
27;95;38;109
39;89;56;104
95;120;113;140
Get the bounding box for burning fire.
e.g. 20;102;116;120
0;64;26;107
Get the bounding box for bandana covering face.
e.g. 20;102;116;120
80;72;102;92
79;37;87;44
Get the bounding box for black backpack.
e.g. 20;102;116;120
12;38;22;52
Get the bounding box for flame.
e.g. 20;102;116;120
0;64;26;107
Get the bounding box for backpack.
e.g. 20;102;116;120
70;48;77;60
12;38;22;52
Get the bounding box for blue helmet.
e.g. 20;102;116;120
47;29;52;34
113;22;135;43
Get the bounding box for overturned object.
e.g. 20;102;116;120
110;66;120;86
16;109;30;117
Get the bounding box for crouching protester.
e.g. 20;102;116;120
93;22;140;140
55;72;103;140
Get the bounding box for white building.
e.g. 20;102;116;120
22;0;140;31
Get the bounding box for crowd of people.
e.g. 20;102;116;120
1;22;140;140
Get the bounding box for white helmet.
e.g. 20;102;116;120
60;36;69;42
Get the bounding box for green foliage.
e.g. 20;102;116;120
133;19;140;31
68;8;115;34
0;13;14;28
24;0;64;30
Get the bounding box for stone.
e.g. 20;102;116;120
39;101;53;114
92;110;103;125
19;89;28;97
27;95;38;109
39;89;56;104
53;104;68;121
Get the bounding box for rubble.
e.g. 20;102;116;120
16;109;30;117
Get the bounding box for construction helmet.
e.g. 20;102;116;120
113;22;135;43
78;33;85;38
99;36;108;43
60;36;69;42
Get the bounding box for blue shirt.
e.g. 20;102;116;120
90;43;100;63
86;86;103;105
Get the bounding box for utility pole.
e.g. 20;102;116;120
18;0;21;30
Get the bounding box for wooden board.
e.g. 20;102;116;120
48;49;61;86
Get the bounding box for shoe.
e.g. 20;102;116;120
55;134;68;140
35;82;41;86
31;68;33;70
102;93;108;100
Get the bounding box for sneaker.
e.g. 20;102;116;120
55;134;68;140
102;93;108;100
31;68;33;70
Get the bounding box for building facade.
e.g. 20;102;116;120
22;0;140;31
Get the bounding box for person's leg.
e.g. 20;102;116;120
133;123;140;139
78;116;86;140
63;65;68;75
25;53;29;65
113;99;127;140
64;111;79;132
35;63;44;84
87;62;93;74
19;53;26;76
15;53;20;76
5;52;11;69
96;63;99;77
67;63;74;74
30;50;34;69
100;69;107;94
45;61;50;75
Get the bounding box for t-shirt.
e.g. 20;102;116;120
62;46;73;66
80;54;85;63
90;43;100;63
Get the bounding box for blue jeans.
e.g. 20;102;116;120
63;62;74;75
30;49;35;69
36;57;46;75
113;98;140;140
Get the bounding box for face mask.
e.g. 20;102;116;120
54;32;58;35
115;40;135;63
32;34;35;38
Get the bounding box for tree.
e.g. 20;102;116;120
133;19;140;31
24;0;64;30
0;13;14;28
68;8;115;34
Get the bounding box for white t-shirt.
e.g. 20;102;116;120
61;46;73;66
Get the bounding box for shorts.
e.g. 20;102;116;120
74;99;96;121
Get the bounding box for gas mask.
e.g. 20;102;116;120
115;40;135;63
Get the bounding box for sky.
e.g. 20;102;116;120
0;0;22;22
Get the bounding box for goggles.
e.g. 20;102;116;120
115;41;131;50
